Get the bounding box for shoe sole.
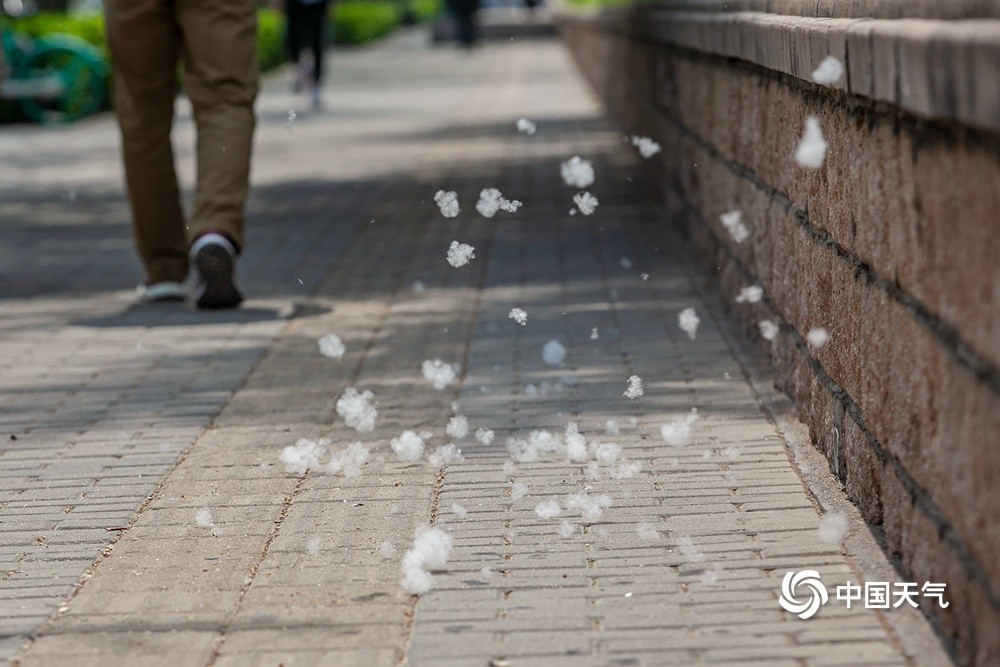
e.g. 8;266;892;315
140;293;186;304
194;245;243;309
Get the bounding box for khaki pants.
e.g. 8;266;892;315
105;0;258;284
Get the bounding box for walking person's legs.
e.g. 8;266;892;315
467;0;482;46
104;0;188;299
286;0;305;92
177;0;259;308
450;0;479;49
456;8;474;48
305;1;329;108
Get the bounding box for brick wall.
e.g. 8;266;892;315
558;4;1000;664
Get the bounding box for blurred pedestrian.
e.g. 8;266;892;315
447;0;480;49
104;0;257;309
286;0;330;109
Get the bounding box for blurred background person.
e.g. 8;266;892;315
286;0;330;109
0;28;5;93
446;0;480;49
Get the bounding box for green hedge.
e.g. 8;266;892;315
330;0;442;45
332;1;399;45
257;8;286;72
1;10;287;72
410;0;445;22
0;11;107;53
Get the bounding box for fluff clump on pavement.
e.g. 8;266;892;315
506;429;565;463
434;190;460;218
795;117;827;169
678;536;707;562
446;415;469;439
476;188;522;218
506;436;539;463
391;430;428;462
735;286;764;304
818;511;849;545
565;492;612;522
720;210;749;243
560;156;595;188
318;333;345;360
401;525;454;595
535;498;562;519
637;523;659;541
573;191;599;215
280;437;330;474
474;428;495;445
428;444;464;467
594;441;622;466
446;241;476;267
701;564;723;585
610;459;642;480
542;339;566;365
336;388;377;432
564;422;588;462
759;320;779;341
328;442;369;477
678;307;700;339
516;117;537;135
631;135;661;157
661;408;699;446
422;359;457;390
623;375;644;399
508;308;527;325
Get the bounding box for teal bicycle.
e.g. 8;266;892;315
0;26;108;123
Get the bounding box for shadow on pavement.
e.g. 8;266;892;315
376;116;612;142
73;301;333;329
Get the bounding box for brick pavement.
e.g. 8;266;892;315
0;29;952;666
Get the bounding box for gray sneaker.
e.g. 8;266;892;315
190;234;243;309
